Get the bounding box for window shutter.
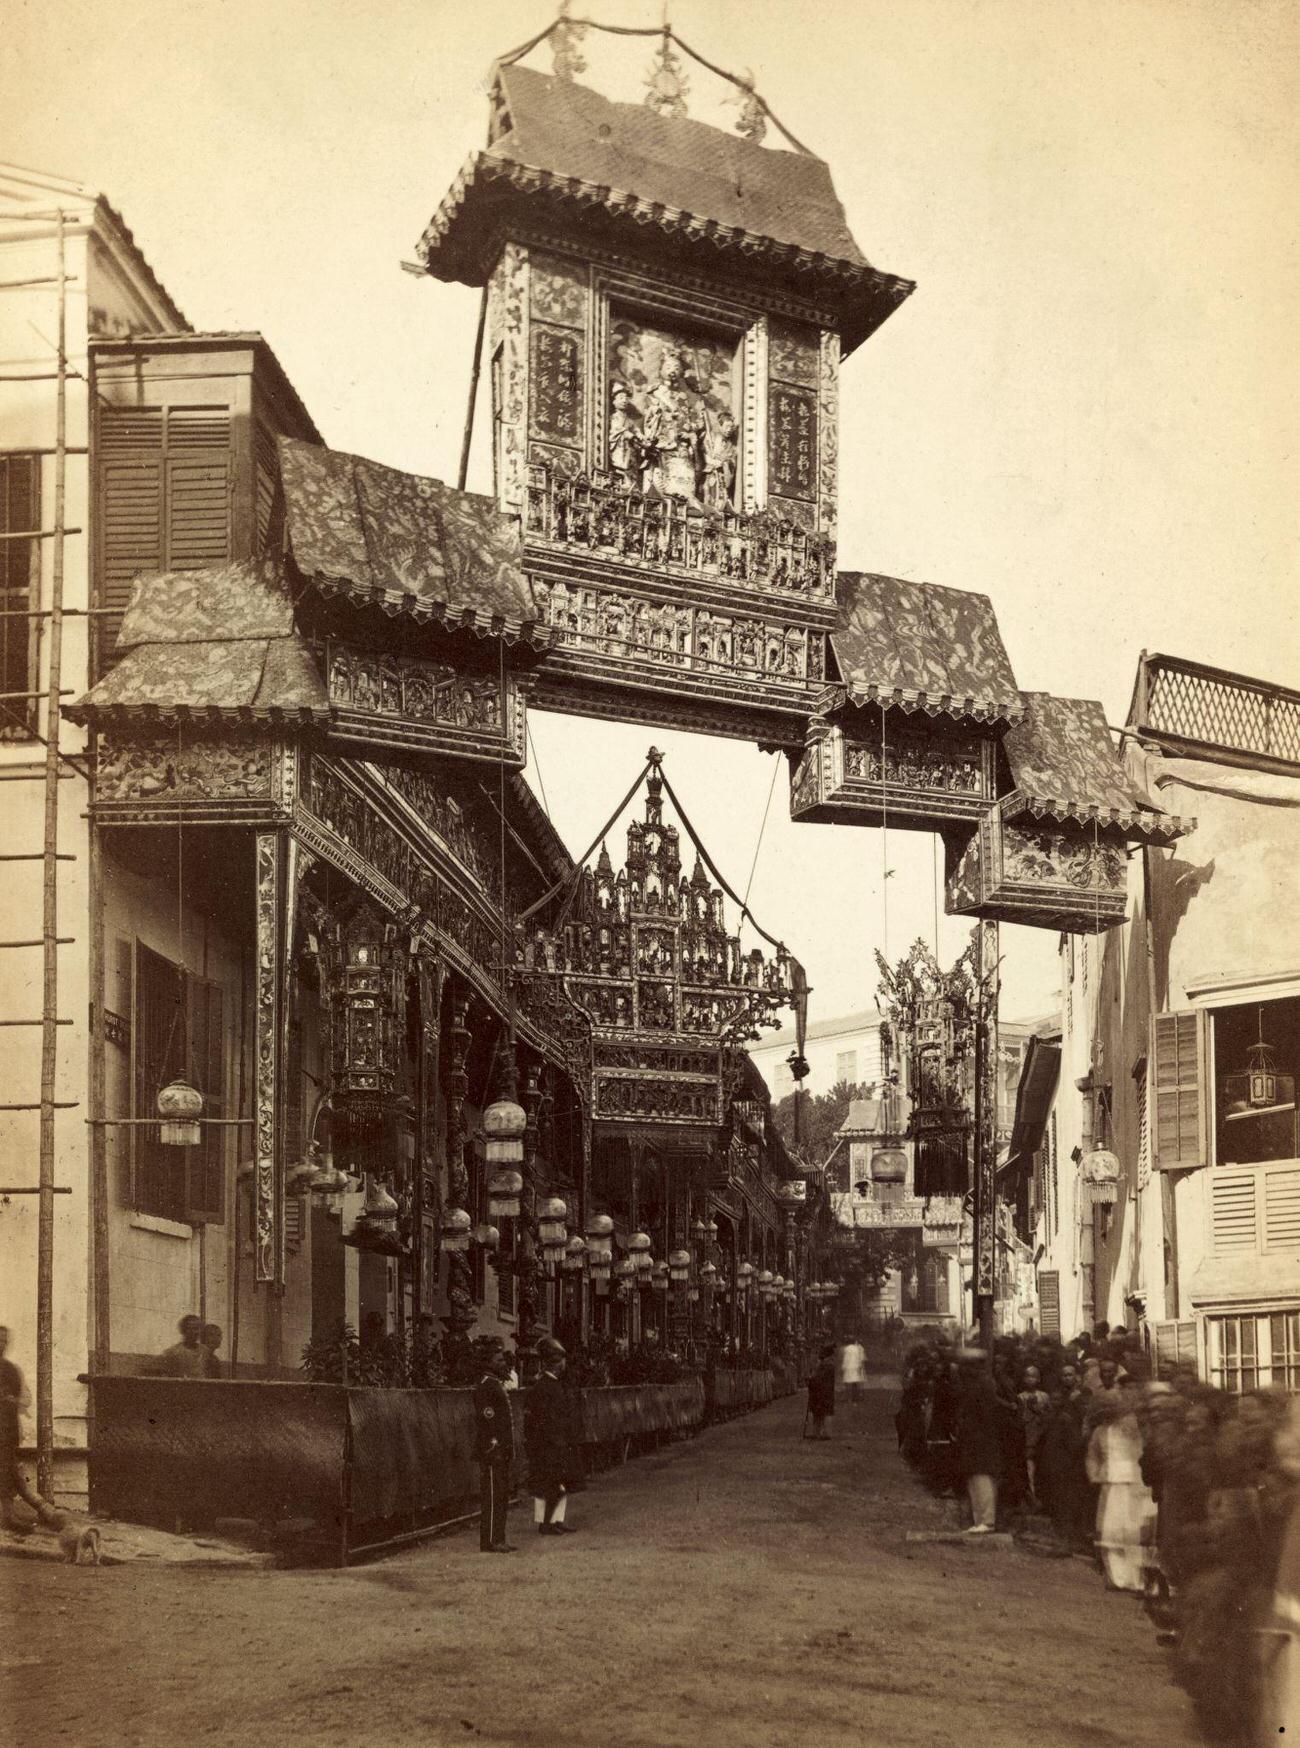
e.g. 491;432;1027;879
133;942;186;1222
0;454;40;735
1038;1269;1061;1337
165;409;232;568
1152;1011;1202;1170
1263;1165;1300;1252
254;421;278;554
1152;1318;1198;1379
1211;1169;1259;1254
98;409;164;666
1136;1072;1151;1190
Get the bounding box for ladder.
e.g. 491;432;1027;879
0;206;91;1496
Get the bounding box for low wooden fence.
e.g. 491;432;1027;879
86;1368;776;1564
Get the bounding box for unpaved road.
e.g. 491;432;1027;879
5;1384;1203;1748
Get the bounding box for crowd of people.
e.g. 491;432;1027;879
894;1321;1300;1741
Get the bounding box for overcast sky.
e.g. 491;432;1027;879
10;0;1299;1026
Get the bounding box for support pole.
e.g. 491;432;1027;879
36;212;68;1499
972;919;1000;1348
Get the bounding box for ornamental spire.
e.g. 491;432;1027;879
644;23;689;118
729;70;767;143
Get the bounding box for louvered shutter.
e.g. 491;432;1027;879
1037;1270;1060;1337
1152;1011;1203;1170
1264;1165;1300;1252
165;409;232;568
1211;1169;1259;1254
98;409;164;667
1152;1318;1198;1379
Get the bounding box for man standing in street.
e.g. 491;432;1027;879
474;1346;517;1554
840;1333;867;1405
525;1338;579;1535
955;1348;1003;1534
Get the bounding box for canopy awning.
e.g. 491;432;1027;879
829;572;1023;725
66;560;329;724
278;436;547;645
1004;692;1192;842
998;1034;1061;1178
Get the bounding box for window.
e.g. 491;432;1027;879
131;942;227;1224
1210;1163;1300;1257
1038;1269;1061;1338
0;454;40;738
1213;996;1299;1168
1207;1311;1300;1394
835;1050;858;1087
97;405;233;667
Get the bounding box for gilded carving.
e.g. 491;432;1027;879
97;736;272;802
254;832;280;1285
843;731;985;796
326;646;503;733
488;242;529;512
817;330;839;538
607;317;739;505
1002;824;1126;892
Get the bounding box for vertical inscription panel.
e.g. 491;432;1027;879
768;384;817;503
530;324;584;447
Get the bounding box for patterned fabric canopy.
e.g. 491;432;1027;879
1004;692;1189;840
278;437;544;642
830;572;1023;724
417;67;913;355
66;559;328;723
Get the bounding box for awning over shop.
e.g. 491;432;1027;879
829;572;1024;724
1004;692;1192;842
998;1033;1061;1179
66;560;329;724
278;436;547;644
417;65;913;354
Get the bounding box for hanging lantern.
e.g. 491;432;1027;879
484;1095;527;1164
691;1216;708;1244
636;1252;656;1285
627;1230;652;1257
157;1079;203;1147
538;1196;568;1245
757;1269;774;1300
585;1212;615;1261
688;1284;700;1303
487;1169;524;1220
668;1248;691;1284
563;1235;588;1273
704;1217;718;1242
472;1222;501;1251
653;1260;670;1292
1081;1149;1121;1210
871;1148;908;1184
736;1261;754;1297
1247;1039;1280;1109
699;1260;718;1290
345;1176;405;1255
614;1257;637;1294
440;1206;472;1254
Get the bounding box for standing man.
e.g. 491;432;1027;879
955;1348;1004;1534
474;1346;517;1554
0;1326;60;1531
525;1338;579;1535
805;1344;836;1440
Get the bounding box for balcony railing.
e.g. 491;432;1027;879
1131;652;1300;774
523;463;836;604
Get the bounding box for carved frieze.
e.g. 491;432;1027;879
944;804;1129;934
253;832;280;1285
97;735;273;803
488;242;529;513
323;644;524;766
790;719;995;832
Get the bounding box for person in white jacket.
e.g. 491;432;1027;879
1085;1380;1155;1591
840;1337;867;1403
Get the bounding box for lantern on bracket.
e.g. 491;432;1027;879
157;1079;203;1147
472;1222;501;1252
668;1248;691;1284
757;1269;774;1301
585;1212;614;1262
538;1197;569;1247
652;1260;671;1292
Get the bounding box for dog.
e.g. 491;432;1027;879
58;1523;101;1566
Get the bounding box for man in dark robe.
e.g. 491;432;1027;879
805;1345;835;1439
525;1338;579;1535
474;1346;516;1553
955;1350;1004;1533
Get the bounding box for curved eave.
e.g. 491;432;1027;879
300;570;552;651
1008;791;1194;844
829;683;1025;728
417;153;914;347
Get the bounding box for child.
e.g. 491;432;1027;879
1018;1364;1052;1506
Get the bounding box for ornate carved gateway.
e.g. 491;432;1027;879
418;64;914;745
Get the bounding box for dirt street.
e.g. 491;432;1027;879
5;1384;1202;1748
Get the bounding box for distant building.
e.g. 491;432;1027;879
748;1008;887;1105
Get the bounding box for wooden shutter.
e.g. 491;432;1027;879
1263;1165;1300;1252
97;405;232;665
185;980;226;1225
1152;1011;1203;1170
1152;1318;1198;1379
133;942;186;1221
1038;1269;1061;1337
1211;1168;1259;1254
0;454;40;735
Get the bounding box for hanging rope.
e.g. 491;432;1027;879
879;709;890;968
526;721;552;818
516;751;658;925
932;833;941;959
492;15;818;156
740;755;779;917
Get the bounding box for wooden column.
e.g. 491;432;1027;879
973;918;1000;1347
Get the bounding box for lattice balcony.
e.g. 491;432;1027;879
523;463;836;604
1132;653;1300;773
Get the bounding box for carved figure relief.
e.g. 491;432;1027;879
1002;825;1126;893
843;732;985;796
96;736;273;802
327;647;503;733
607;317;739;506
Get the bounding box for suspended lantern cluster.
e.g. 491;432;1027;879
517;754;804;1145
876;940;977;1201
538;1197;569;1268
586;1213;614;1289
807;1280;840;1303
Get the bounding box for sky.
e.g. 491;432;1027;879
7;0;1299;1027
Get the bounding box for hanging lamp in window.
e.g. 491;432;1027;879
1223;1010;1295;1120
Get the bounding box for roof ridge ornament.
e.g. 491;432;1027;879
550;0;586;82
645;24;689;118
729;69;767;143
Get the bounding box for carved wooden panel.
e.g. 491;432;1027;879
944;803;1129;934
789;720;995;832
323;644;526;768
